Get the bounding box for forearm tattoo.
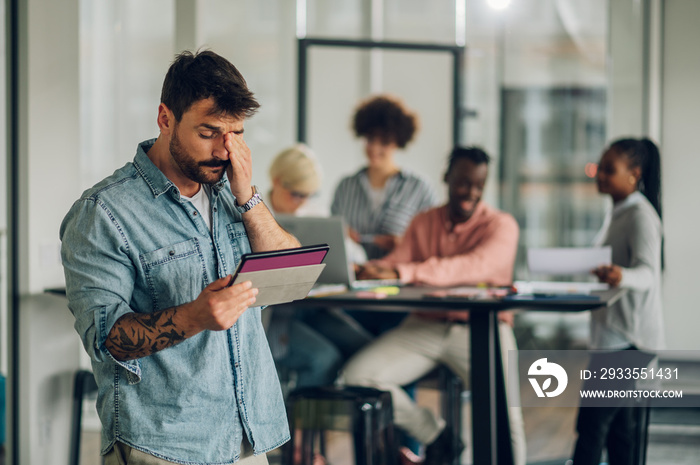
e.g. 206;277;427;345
105;307;187;361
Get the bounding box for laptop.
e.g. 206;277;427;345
275;215;403;290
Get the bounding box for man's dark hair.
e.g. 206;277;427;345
446;146;490;174
161;50;260;122
352;95;418;148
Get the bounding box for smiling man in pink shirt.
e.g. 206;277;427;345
342;147;526;465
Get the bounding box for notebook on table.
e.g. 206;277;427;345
275;215;403;292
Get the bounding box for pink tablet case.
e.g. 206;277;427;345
239;249;328;272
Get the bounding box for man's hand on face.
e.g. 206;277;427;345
184;276;259;333
224;132;254;204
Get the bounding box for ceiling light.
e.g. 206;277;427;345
487;0;512;11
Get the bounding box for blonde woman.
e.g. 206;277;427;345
268;144;321;215
265;145;371;390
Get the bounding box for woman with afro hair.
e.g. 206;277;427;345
331;94;439;262
331;95;438;338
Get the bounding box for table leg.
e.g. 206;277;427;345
470;311;514;465
494;323;515;465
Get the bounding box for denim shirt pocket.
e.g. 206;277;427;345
139;238;208;311
226;222;252;265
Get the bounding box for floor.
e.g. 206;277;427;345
75;392;700;465
72;317;700;465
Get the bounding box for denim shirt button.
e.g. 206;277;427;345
193;211;198;216
213;207;218;212
169;250;175;256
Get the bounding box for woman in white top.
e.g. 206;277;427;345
572;137;664;465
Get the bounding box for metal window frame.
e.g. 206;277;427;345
6;0;19;464
296;37;465;147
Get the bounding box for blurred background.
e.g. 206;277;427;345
3;0;700;464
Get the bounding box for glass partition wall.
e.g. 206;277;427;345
476;2;612;461
497;0;609;279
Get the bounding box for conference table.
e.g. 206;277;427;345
297;285;626;465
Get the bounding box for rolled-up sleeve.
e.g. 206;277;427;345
619;207;662;292
60;198;141;378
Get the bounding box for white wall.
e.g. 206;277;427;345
16;1;85;464
607;0;645;137
20;0;82;295
660;1;700;350
196;0;298;206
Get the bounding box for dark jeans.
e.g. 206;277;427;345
267;307;362;389
284;319;343;388
573;403;637;465
301;308;374;359
346;309;409;337
572;348;655;465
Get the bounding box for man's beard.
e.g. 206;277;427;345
169;127;230;185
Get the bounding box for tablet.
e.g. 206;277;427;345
231;244;330;307
235;244;329;273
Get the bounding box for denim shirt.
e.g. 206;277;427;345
60;139;289;464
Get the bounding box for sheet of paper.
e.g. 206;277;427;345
527;246;612;275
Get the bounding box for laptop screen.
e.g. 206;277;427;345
275;215;356;286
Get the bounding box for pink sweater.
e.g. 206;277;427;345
374;203;519;287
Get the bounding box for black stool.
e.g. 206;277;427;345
283;385;398;465
415;366;465;465
70;370;98;465
438;367;465;465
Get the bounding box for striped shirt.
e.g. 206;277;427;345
331;168;439;259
